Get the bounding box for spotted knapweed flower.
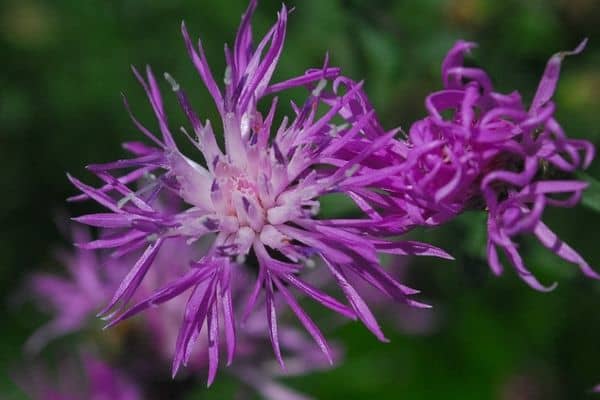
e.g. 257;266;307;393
68;0;450;382
24;220;331;397
25;226;125;353
343;40;598;290
14;353;142;400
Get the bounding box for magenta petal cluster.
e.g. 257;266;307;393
356;39;597;290
62;0;599;389
25;222;333;399
68;0;449;383
25;226;123;353
16;353;142;400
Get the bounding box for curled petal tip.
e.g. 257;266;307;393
546;282;559;292
326;353;334;365
530;280;558;293
572;38;588;55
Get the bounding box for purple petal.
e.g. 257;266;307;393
531;39;587;112
273;277;334;365
323;258;388;342
98;238;164;318
534;221;600;279
206;302;220;387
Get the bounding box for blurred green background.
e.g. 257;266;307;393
2;0;600;398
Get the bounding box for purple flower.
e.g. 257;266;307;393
24;223;191;357
68;0;450;383
25;226;125;353
14;353;141;400
352;40;597;290
24;221;322;398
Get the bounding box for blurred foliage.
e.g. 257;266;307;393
1;0;600;398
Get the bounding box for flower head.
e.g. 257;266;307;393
354;39;598;290
14;353;141;400
24;220;327;398
25;226;124;353
69;0;449;383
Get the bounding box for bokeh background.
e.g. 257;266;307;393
2;0;600;398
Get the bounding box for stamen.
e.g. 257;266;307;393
310;202;320;216
345;164;360;178
224;66;232;85
312;78;327;97
164;72;180;92
117;183;157;209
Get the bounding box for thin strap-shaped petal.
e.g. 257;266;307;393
265;274;285;370
531;39;587;112
273;277;334;365
72;213;136;229
441;40;477;89
257;97;278;149
487;239;504;276
86;153;164;173
533;221;600;279
221;279;236;366
67;174;122;213
343;255;423;299
323;257;388;342
206;301;220;387
239;6;288;110
233;0;257;75
104;265;213;328
121;94;165;148
98;238;164;318
131;66;176;148
322;110;375;158
500;241;558;292
110;236;149;259
374;240;454;260
181;22;224;113
265;67;340;96
242;241;267;322
282;274;356;320
172;276;216;377
92;171;154;213
277;225;353;265
76;229;147;250
68;166;152;202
